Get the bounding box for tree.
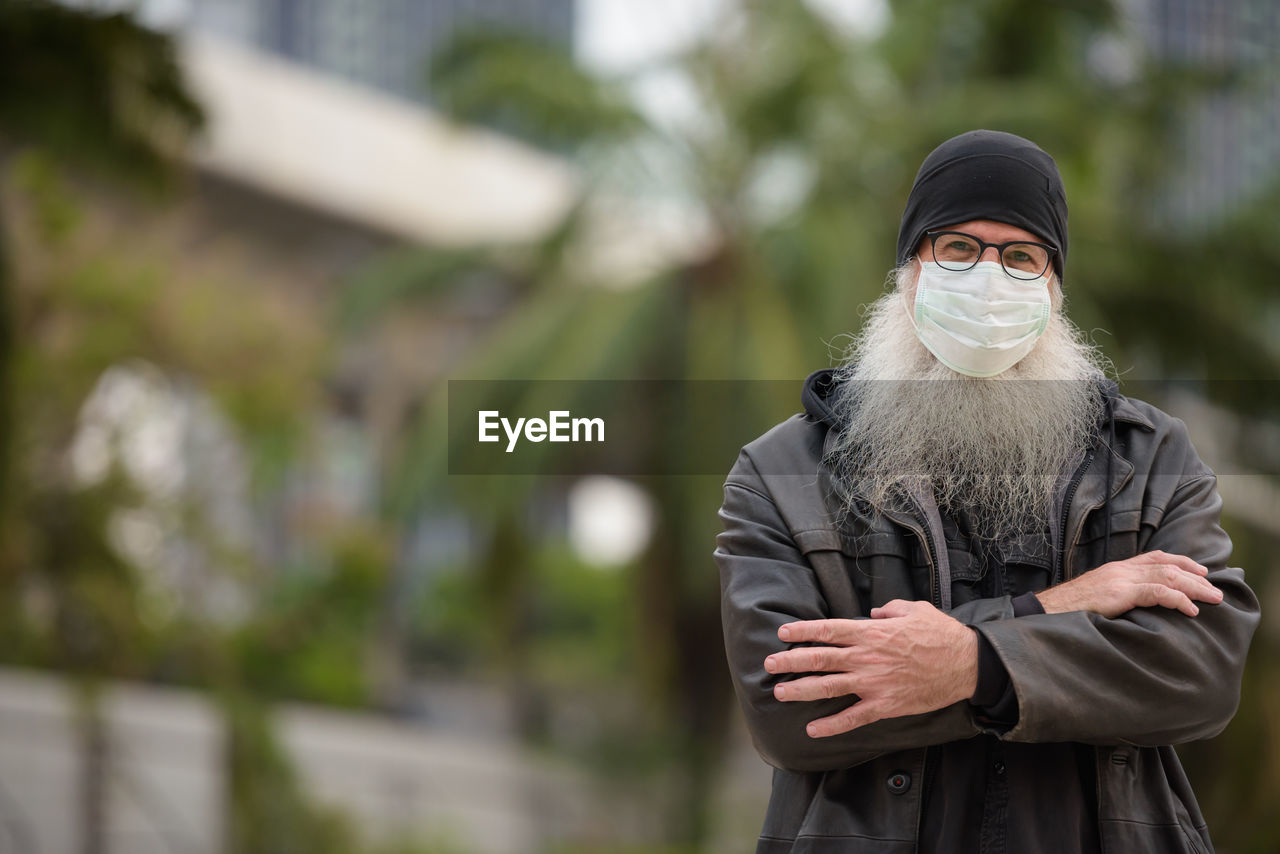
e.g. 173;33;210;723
0;6;392;854
0;5;205;852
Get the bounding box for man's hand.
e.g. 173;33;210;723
764;600;977;738
1035;549;1223;617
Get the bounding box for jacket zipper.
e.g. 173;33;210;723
901;490;941;608
898;491;939;849
1055;450;1094;584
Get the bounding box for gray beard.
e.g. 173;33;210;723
821;266;1110;546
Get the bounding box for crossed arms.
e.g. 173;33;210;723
715;449;1260;773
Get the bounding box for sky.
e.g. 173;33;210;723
576;0;888;75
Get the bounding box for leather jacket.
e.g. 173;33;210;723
714;369;1260;854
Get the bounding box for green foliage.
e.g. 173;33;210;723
430;27;645;152
0;9;348;847
232;525;391;707
223;692;365;854
0;0;205;188
417;540;632;684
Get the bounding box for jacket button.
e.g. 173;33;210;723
886;770;911;794
993;760;1007;777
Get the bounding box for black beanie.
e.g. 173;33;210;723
895;130;1069;281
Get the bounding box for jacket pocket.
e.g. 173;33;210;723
794;529;922;617
789;754;922;853
756;757;924;854
1096;746;1214;854
1071;507;1143;575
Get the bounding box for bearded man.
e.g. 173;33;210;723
714;130;1259;854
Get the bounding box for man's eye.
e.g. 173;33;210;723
1007;250;1031;262
947;241;974;252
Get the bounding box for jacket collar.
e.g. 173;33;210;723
801;368;841;428
1098;379;1156;431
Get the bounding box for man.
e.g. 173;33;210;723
714;129;1260;854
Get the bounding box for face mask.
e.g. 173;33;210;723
909;260;1051;378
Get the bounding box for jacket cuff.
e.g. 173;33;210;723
967;595;1043;729
970;630;1013;709
1013;591;1046;617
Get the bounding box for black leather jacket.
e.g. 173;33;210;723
715;369;1260;854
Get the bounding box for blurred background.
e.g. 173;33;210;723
1;0;1278;852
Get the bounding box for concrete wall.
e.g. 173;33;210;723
0;668;771;854
0;669;223;854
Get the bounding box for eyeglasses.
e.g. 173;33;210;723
924;230;1058;281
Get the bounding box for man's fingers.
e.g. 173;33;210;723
1133;550;1209;576
1164;553;1210;577
805;700;884;738
778;618;858;645
1144;583;1199;617
1136;576;1222;616
765;646;850;674
1172;570;1224;604
1145;564;1223;604
869;599;916;619
774;673;860;702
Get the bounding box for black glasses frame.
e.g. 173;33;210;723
924;230;1058;280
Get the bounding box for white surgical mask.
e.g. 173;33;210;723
909;260;1051;378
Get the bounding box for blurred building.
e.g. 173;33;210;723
62;0;574;106
189;0;574;105
39;0;698;609
1128;0;1280;225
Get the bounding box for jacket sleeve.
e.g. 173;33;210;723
975;423;1261;746
716;449;1006;772
970;592;1045;729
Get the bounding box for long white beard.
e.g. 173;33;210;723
821;266;1110;545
